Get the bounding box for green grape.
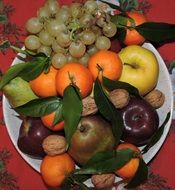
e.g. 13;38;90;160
80;30;96;45
69;40;86;58
46;19;66;37
103;22;117;37
51;53;67;69
56;7;70;24
37;6;50;19
69;3;82;18
25;17;43;34
56;30;72;48
95;35;111;50
84;0;98;14
52;41;66;54
96;16;106;27
24;35;41;50
66;53;78;62
38;30;54;46
45;0;60;15
79;13;93;27
78;53;89;66
91;25;102;38
87;44;98;55
37;45;52;56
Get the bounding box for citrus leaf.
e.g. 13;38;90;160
19;56;49;81
142;111;171;154
0;55;49;90
62;85;82;149
119;0;139;12
75;149;134;175
103;76;141;98
52;102;63;126
0;63;27;90
136;22;175;43
15;96;61;117
94;78;124;144
126;158;148;188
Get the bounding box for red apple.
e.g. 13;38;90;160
119;97;159;146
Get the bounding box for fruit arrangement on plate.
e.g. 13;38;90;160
0;0;174;189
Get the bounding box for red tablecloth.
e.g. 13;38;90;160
0;0;175;189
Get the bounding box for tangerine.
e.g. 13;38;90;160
115;143;141;179
40;153;75;187
88;50;123;82
124;11;147;46
41;112;64;131
30;66;58;97
56;62;93;98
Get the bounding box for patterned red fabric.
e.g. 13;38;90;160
0;0;175;189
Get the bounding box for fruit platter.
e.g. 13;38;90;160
0;0;175;189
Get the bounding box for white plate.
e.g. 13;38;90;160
2;43;173;177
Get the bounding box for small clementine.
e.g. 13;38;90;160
88;50;123;82
124;11;147;46
30;66;58;97
56;62;93;98
40;153;75;187
115;143;141;179
41;112;64;131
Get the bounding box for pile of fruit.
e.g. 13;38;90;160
0;0;172;189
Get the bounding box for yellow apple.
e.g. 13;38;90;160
118;45;159;95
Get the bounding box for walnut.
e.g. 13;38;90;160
42;135;66;156
144;89;165;109
82;96;98;116
109;89;130;109
91;173;115;190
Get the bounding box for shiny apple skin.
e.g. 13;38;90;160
118;45;159;95
119;97;159;146
17;117;60;159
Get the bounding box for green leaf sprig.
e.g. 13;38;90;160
94;78;123;145
0;53;50;90
62;84;83;149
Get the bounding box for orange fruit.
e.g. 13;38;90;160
30;66;58;97
124;11;147;46
40;153;75;187
88;50;123;82
41;112;64;131
56;62;93;98
115;143;141;179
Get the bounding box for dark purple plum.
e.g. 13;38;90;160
119;97;159;146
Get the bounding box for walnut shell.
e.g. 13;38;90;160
144;89;165;109
91;173;115;190
109;89;130;109
42;135;66;156
82;96;98;116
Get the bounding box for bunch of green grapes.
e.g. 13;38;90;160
24;0;117;68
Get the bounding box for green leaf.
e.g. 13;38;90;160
94;78;124;144
0;55;49;90
15;96;61;117
19;56;49;81
119;0;139;12
142;112;171;154
52;102;63;126
169;60;175;74
0;41;10;49
111;14;128;28
62;85;82;149
0;14;7;22
0;63;27;90
136;22;175;43
103;76;141;98
75;149;134;175
126;158;148;188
